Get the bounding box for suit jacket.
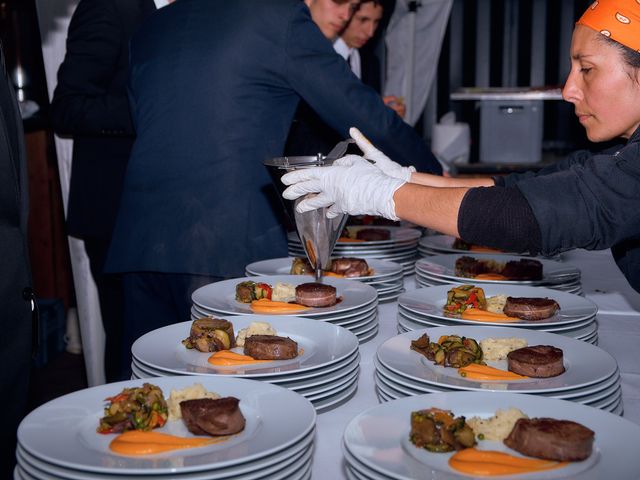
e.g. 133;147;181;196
106;0;441;278
50;0;156;239
0;42;33;477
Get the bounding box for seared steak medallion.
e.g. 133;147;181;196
507;345;565;377
330;257;369;277
182;318;235;352
180;397;246;436
355;228;390;241
504;417;594;461
295;282;337;307
501;259;543;280
244;335;298;360
502;297;560;321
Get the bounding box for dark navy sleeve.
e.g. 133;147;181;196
283;3;442;174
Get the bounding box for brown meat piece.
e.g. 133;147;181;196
244;335;298;360
180;397;246;436
355;228;390;241
507;345;565;377
502;297;560;321
295;282;337;307
504;417;595;461
330;257;369;277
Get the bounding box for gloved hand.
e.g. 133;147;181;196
281;155;406;220
349;127;416;182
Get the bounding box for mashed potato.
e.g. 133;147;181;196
271;282;296;303
235;321;276;347
480;337;528;361
167;383;220;420
467;408;528;441
485;294;508;314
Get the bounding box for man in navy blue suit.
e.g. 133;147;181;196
51;0;163;381
106;0;442;365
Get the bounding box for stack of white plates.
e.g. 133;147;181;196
374;326;622;415
287;226;422;275
343;391;639;479
191;275;379;343
130;315;360;412
415;253;582;295
396;284;599;344
419;234;530;257
245;257;405;302
15;376;316;480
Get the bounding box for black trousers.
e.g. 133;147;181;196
121;272;224;378
84;237;125;382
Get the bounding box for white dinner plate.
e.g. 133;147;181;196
18;376;316;474
343;391;640;479
415;254;580;285
289;226;422;247
16;427;315;480
376;326;617;393
245;257;404;281
192;275;378;318
398;284;597;326
133;315;358;377
418;234;527;256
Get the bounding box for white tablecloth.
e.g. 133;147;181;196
312;248;640;479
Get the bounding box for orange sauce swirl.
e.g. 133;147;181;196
207;350;272;366
461;309;520;323
458;364;528;381
109;430;227;456
249;298;309;313
449;448;568;476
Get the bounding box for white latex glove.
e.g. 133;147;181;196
281;155;406;220
349;127;416;182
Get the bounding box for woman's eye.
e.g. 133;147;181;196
580;67;592;74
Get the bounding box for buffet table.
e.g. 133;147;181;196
312;248;640;479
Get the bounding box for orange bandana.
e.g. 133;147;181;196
578;0;640;51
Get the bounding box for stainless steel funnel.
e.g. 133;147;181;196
264;141;352;281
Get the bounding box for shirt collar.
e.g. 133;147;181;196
333;37;354;61
153;0;171;8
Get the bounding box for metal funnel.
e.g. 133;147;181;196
264;141;353;281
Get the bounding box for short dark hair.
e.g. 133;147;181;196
599;34;640;70
358;0;384;8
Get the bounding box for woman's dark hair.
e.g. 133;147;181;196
601;35;640;69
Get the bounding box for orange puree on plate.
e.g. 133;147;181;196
338;237;365;242
208;350;272;366
449;448;567;476
474;273;508;281
458;364;528;381
109;430;225;456
250;298;308;314
469;246;504;253
461;309;520;323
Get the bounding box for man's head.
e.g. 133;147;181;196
304;0;360;40
341;0;383;49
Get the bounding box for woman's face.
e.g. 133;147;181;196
562;25;640;141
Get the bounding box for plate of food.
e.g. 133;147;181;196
398;284;597;327
245;257;403;281
375;326;617;393
132;315;359;377
192;275;378;318
415;254;580;285
343;391;640;479
17;376;316;474
419;235;524;255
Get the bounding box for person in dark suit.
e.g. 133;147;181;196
285;0;406;157
0;41;34;479
105;0;442;365
50;0;161;381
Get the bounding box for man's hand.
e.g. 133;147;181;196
383;95;406;119
281;155;405;220
349;127;416;182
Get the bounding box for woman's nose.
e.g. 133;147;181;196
562;70;581;103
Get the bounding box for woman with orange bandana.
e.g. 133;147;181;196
282;0;640;293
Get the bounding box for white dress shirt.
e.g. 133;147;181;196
333;37;361;79
153;0;171;8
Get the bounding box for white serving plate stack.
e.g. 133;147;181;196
15;376;316;480
245;257;405;303
374;326;623;415
191;275;379;343
131;315;361;412
287;226;422;275
396;284;599;344
415;253;582;295
419;234;548;257
343;391;638;479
